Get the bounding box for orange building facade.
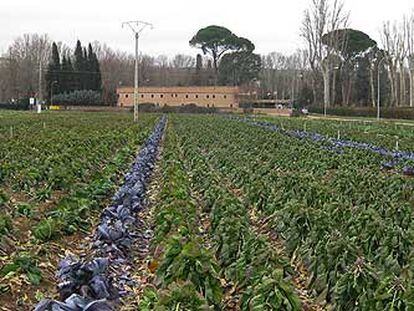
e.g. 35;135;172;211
116;86;240;109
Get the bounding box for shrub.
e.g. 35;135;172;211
0;102;29;110
53;90;103;106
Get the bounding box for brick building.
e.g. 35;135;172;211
116;86;239;109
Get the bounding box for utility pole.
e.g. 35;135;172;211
37;61;43;113
122;20;153;122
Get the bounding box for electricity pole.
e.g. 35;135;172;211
122;20;153;122
38;61;43;113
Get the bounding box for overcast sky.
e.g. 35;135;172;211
1;0;413;57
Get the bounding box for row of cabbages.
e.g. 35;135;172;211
231;116;414;175
35;116;167;311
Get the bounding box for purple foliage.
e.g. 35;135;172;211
231;117;414;175
34;116;167;311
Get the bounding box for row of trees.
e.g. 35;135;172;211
0;27;263;105
298;0;414;108
381;15;414;107
45;40;102;100
2;6;414;108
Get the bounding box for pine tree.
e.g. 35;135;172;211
45;42;61;102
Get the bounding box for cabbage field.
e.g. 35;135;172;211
0;112;158;309
1;111;414;310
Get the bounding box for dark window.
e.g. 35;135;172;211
195;95;199;98
186;94;189;98
230;104;233;108
160;94;164;98
212;95;216;99
175;94;178;97
171;94;174;97
151;94;154;98
141;94;144;98
224;95;227;99
206;95;210;99
207;104;210;107
125;94;129;98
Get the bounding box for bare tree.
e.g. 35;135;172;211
171;54;195;68
301;0;349;107
381;21;408;107
261;52;286;99
381;22;398;106
406;11;414;107
366;47;381;108
0;33;51;101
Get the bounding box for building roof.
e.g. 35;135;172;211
117;86;239;94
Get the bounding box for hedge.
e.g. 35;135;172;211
309;106;414;120
53;90;103;106
0;102;29;110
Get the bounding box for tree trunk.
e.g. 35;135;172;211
332;69;337;106
388;67;396;107
323;69;330;108
409;69;414;107
346;78;353;106
399;62;406;106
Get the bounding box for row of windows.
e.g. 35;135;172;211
119;102;234;108
124;93;228;99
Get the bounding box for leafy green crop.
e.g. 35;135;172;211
0;213;12;235
14;202;34;217
33;218;61;241
0;254;42;285
140;282;210;311
167;114;414;309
